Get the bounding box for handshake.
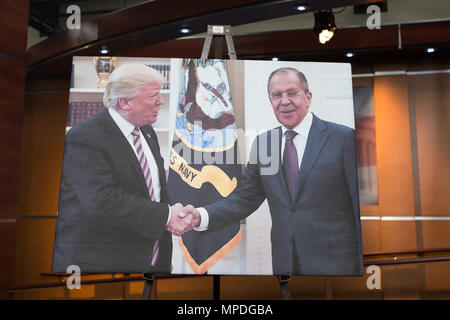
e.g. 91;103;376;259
167;203;200;236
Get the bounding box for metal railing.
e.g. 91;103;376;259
8;247;450;293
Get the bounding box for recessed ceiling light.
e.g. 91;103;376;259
295;4;309;12
346;52;354;58
272;57;279;61
426;47;436;53
179;27;192;34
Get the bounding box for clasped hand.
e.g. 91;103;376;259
167;203;200;236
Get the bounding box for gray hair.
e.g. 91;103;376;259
267;67;309;95
103;63;164;109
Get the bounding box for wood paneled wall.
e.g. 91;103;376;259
0;0;29;299
14;61;450;299
14;17;450;298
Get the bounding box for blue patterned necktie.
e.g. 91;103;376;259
283;130;299;199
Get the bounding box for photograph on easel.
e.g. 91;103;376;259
52;56;363;276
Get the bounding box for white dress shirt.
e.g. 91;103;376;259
196;111;313;231
108;107;171;224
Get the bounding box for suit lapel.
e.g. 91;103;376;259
292;115;328;202
97;109;149;195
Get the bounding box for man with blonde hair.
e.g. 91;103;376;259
52;64;196;276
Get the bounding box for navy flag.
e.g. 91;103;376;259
168;59;242;274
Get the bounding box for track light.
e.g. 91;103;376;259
314;10;336;44
100;45;109;55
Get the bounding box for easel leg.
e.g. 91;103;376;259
142;273;155;300
200;25;236;60
214;37;223;59
325;277;333;300
213;275;220;300
278;275;292;300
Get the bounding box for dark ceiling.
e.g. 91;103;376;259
29;0;387;37
29;0;133;37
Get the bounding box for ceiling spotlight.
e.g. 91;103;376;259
426;47;436;53
179;26;192;34
314;10;336;44
295;3;309;11
100;45;109;55
272;57;279;61
346;52;354;58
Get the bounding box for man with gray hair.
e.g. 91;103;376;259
52;64;197;275
184;67;363;276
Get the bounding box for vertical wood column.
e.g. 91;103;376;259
0;0;29;299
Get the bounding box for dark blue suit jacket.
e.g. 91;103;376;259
52;109;172;273
205;114;364;275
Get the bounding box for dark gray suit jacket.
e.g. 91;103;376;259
52;109;172;274
205;114;364;276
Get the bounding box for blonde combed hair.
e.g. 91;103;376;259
103;63;165;109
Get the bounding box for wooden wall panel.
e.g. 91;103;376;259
20;92;68;216
12;287;66;300
0;0;28;298
221;276;331;300
221;276;283;299
0;55;26;219
0;0;29;59
331;273;383;300
380;221;418;252
17;51;450;299
361;220;381;254
424;261;450;293
0;223;16;299
382;265;422;299
157;277;212;300
11;283;129;300
14;218;57;286
422;221;450;248
410;73;450;217
373;75;415;219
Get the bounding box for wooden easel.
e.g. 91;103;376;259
142;273;155;300
142;25;292;300
200;25;292;301
201;25;237;60
201;24;238;301
142;25;238;301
